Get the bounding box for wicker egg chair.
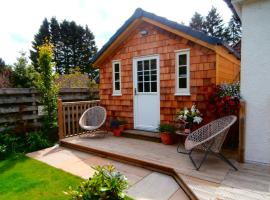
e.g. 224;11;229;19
79;106;107;137
177;115;238;171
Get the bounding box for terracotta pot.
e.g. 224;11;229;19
160;132;174;145
113;128;122;137
119;125;125;132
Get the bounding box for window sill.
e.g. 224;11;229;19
112;93;122;96
174;93;191;96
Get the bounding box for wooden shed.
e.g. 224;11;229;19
92;8;240;131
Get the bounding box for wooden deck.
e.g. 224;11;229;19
61;134;270;200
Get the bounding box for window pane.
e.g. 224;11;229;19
137;61;143;71
114;63;119;72
144;71;150;81
144;82;150;92
137;71;143;76
115;82;120;90
144;60;149;70
138;75;143;81
178;66;187;76
115;73;120;81
151;82;157;92
151;74;157;81
179;54;187;65
151;70;157;75
138;82;143;92
179;78;187;88
151;59;156;70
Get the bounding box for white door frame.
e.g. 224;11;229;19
132;54;160;131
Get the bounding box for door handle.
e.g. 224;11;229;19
134;88;137;95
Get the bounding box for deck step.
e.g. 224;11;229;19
121;129;161;143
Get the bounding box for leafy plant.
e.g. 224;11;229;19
36;41;59;131
0;144;7;160
110;119;121;129
158;124;175;133
26;131;50;152
176;104;203;128
65;165;130;200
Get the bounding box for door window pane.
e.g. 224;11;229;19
151;59;156;69
138;82;143;92
144;71;150;81
138;61;143;71
144;60;149;70
115;73;120;81
178;66;187;76
115;82;120;90
151;82;157;92
114;64;119;72
144;82;150;92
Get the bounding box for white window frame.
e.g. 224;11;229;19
175;49;190;96
112;60;122;96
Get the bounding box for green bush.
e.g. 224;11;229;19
157;124;175;133
0;144;7;160
27;131;50;152
65;165;131;200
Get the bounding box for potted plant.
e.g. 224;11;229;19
157;123;175;145
176;104;203;134
119;119;128;132
110;119;121;137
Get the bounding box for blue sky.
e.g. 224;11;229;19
0;0;232;64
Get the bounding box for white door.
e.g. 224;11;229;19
133;55;160;131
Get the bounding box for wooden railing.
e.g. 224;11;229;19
57;99;100;139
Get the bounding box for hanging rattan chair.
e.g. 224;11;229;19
177;115;238;171
79;106;107;137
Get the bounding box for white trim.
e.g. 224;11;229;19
133;55;160;131
175;49;190;95
112;60;121;96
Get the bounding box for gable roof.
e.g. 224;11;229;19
91;8;240;65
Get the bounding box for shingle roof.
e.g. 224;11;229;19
91;8;240;64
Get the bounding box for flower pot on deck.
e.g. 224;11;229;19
160;132;174;145
113;128;122;137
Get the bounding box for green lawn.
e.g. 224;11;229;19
0;154;82;200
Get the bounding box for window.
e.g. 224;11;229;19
136;59;157;93
175;49;190;95
112;61;121;95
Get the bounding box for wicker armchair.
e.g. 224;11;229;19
79;106;107;137
177;115;237;171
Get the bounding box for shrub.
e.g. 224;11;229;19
65;165;130;200
0;144;7;160
158;124;175;133
26;131;50;152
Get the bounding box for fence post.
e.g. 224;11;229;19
238;100;246;163
57;98;64;139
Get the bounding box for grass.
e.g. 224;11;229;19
0;154;82;200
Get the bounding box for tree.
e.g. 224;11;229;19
0;58;5;68
203;7;226;39
12;51;38;88
30;18;50;72
226;16;242;45
189;12;204;32
36;42;58;131
30;17;97;76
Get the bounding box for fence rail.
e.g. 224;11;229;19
0;88;99;131
58;99;100;139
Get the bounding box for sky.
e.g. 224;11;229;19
0;0;232;65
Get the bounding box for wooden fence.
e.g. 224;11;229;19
57;99;100;139
0;88;99;131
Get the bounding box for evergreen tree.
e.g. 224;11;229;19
203;7;226;39
0;58;5;72
226;16;242;45
189;12;204;32
30;18;50;72
12;51;38;88
30;17;97;76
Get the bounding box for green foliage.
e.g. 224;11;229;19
30;17;97;76
65;165;130;200
226;16;242;45
0;144;7;159
0;154;83;200
0;57;5;69
11;51;39;88
36;42;59;130
158;124;175;133
189;12;204;32
27;131;50;152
